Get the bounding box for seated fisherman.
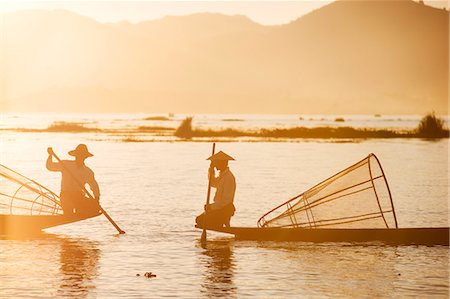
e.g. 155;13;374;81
196;151;236;228
46;144;100;215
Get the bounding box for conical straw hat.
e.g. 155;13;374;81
68;144;93;158
206;151;235;161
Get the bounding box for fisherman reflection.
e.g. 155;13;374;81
196;151;236;228
200;239;236;298
58;237;100;298
46;144;100;214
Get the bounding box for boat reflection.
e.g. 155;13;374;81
0;232;100;298
252;241;401;298
199;238;237;298
57;237;101;298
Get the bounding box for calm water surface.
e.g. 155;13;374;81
0;131;448;298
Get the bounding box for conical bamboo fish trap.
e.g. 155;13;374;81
258;153;398;229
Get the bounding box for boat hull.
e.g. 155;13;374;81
0;212;101;235
196;226;450;246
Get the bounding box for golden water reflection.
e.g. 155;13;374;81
0;233;100;298
264;242;400;297
200;238;237;298
248;241;449;298
57;237;100;298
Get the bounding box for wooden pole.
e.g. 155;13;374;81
200;143;216;245
49;148;125;234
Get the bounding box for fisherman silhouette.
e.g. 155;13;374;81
196;151;236;228
46;144;100;215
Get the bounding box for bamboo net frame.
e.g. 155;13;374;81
0;164;62;216
258;153;398;229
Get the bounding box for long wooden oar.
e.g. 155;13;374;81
200;143;216;245
49;148;125;234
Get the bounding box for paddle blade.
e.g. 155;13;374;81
200;229;207;244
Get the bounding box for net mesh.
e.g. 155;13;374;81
258;153;398;229
0;164;62;215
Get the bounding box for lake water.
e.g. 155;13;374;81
0;114;448;298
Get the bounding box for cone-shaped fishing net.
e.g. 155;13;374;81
258;154;398;229
0;164;62;215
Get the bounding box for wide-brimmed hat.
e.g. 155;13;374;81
68;144;93;158
207;151;235;161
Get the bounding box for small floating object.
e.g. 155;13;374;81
144;272;156;278
136;273;140;277
334;117;345;122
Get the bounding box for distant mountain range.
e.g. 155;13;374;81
1;0;448;114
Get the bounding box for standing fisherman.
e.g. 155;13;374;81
196;151;236;228
46;144;100;214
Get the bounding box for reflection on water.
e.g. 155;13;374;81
0;233;101;298
199;238;236;298
246;241;449;298
256;242;400;297
58;237;100;298
1;138;448;297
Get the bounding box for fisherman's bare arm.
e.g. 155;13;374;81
46;147;62;171
208;167;218;187
86;169;100;201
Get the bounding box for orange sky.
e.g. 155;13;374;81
1;1;447;25
0;1;330;25
1;0;448;114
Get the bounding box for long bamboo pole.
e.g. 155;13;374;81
200;143;215;245
49;148;125;234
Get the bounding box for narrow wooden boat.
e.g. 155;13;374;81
0;164;101;235
197;154;450;246
196;225;450;246
0;211;101;235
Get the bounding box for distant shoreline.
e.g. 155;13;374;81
170;126;449;140
173;114;449;140
2;122;448;142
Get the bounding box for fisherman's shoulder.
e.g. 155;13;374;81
224;169;235;180
83;165;95;175
60;160;75;166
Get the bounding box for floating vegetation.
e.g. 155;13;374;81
46;122;100;132
374;114;382;117
5;113;449;140
13;121;101;133
415;112;449;138
120;135;148;142
173;114;448;139
222;118;244;122
143;116;171;121
175;117;251;139
137;126;174;132
122;137;139;142
192;128;250;137
135;272;157;278
334;117;345;122
144;272;157;278
174;117;194;139
257;126;400;139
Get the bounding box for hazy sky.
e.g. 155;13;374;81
2;0;447;114
1;1;447;25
